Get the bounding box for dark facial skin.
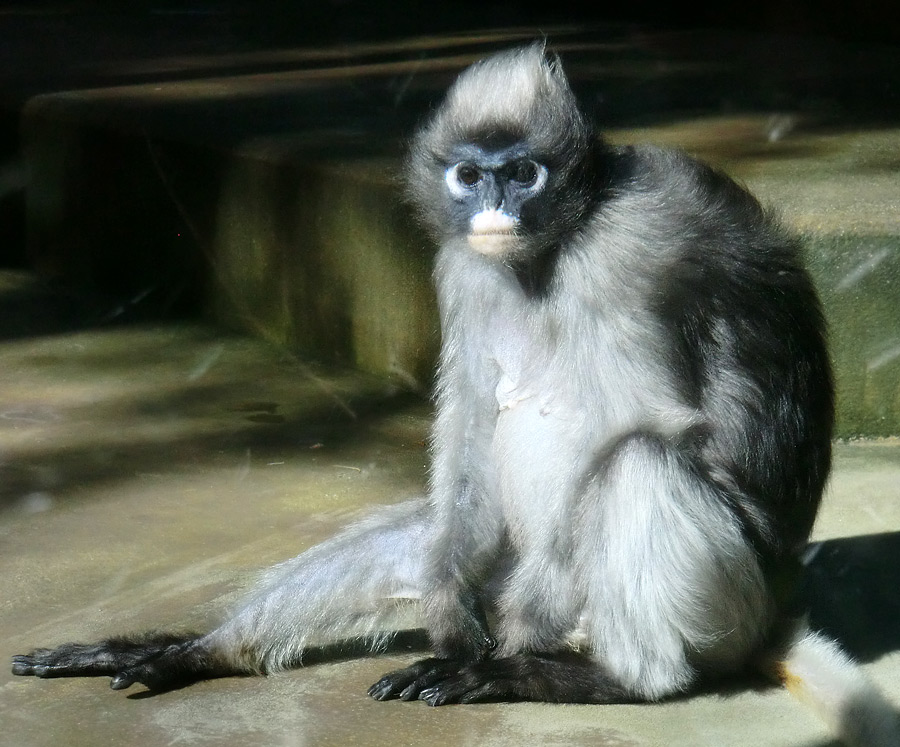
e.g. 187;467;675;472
441;141;550;255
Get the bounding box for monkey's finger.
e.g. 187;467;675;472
420;674;510;706
366;670;425;701
400;665;461;701
418;683;459;706
418;671;486;706
456;681;508;704
366;677;397;701
368;657;459;701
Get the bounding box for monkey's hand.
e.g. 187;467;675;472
368;620;496;703
368;656;527;706
370;652;630;706
11;632;222;692
368;657;468;702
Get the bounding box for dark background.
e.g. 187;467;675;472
0;1;897;305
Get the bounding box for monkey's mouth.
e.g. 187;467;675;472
468;210;519;255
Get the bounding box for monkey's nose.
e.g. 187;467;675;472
481;176;504;210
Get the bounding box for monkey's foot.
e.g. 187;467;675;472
11;632;227;692
369;653;633;706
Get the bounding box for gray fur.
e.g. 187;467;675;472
208;499;432;672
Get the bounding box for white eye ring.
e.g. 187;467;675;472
531;163;550;192
522;161;549;192
445;163;480;198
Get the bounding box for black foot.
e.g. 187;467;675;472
369;652;633;706
11;632;223;692
367;657;464;702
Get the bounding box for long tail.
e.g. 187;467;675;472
206;498;432;673
769;627;899;747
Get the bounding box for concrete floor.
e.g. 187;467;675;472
0;310;897;747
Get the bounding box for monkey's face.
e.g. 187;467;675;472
441;141;551;259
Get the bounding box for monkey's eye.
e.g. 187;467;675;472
506;159;547;191
445;163;483;198
509;159;538;186
454;163;481;188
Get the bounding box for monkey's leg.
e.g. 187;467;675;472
367;517;502;701
368;479;505;701
12;499;432;691
368;404;507;701
578;433;773;700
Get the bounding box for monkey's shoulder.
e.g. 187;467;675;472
598;143;799;269
607;143;768;220
568;143;815;325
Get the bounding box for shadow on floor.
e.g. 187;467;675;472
799;531;900;663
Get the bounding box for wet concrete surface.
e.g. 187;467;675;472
0;310;897;747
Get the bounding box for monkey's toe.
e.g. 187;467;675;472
367;668;426;701
417;670;497;706
418;683;459;706
11;654;37;676
11;650;81;678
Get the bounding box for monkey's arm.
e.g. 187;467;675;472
423;384;503;658
12;499;431;691
370;346;505;700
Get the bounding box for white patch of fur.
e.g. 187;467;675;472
470;208;518;234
